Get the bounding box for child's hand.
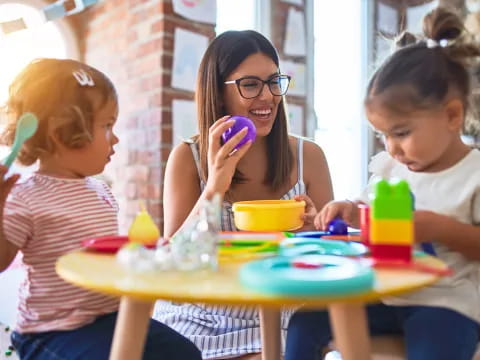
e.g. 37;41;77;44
314;200;359;230
294;194;317;228
0;166;19;204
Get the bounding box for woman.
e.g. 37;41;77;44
154;30;334;360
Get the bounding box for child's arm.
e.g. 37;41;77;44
314;200;362;231
0;166;20;272
415;210;480;260
0;228;19;273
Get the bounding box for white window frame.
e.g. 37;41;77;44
255;0;270;39
304;0;315;138
311;1;372;198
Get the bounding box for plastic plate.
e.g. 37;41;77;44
239;254;374;296
279;237;369;257
82;235;156;253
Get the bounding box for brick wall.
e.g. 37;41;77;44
71;0;214;233
271;0;307;136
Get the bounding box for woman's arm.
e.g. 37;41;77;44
162;143;205;239
300;140;334;230
303;140;334;210
163;118;252;238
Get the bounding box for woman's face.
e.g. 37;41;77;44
222;52;282;137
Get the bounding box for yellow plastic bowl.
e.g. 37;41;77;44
232;200;306;231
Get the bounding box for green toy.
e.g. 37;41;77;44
371;179;413;220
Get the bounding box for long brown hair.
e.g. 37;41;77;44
195;30;292;190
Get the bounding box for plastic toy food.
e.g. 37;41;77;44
327;218;348;235
221;115;256;150
128;205;160;246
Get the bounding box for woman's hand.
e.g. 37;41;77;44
294;194;317;229
204;116;252;196
314;200;359;230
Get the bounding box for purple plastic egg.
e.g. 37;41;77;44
221;116;256;150
327;218;348;235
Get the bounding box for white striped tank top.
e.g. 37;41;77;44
154;138;306;359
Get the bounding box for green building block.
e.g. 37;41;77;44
371;179;413;220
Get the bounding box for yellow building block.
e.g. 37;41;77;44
370;219;414;245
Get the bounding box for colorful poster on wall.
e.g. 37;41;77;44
172;27;209;92
280;59;306;96
172;0;216;25
284;7;306;57
172;99;198;145
286;103;303;136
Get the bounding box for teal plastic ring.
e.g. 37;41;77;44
239;255;374;296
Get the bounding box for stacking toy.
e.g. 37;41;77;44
128;203;160;246
369;179;413;263
221;115;256;150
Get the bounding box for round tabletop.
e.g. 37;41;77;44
56;250;448;307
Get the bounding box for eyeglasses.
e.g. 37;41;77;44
224;74;291;99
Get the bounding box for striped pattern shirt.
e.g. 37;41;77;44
4;174;119;334
154;138;306;359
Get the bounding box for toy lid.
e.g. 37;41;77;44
232;200;305;211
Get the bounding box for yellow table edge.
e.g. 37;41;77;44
56;250;447;307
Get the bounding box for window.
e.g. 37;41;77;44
313;0;369;200
0;1;78;104
216;0;260;35
0;1;78;178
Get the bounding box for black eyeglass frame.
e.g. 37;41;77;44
224;74;291;99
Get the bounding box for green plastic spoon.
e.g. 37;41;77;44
2;113;38;168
